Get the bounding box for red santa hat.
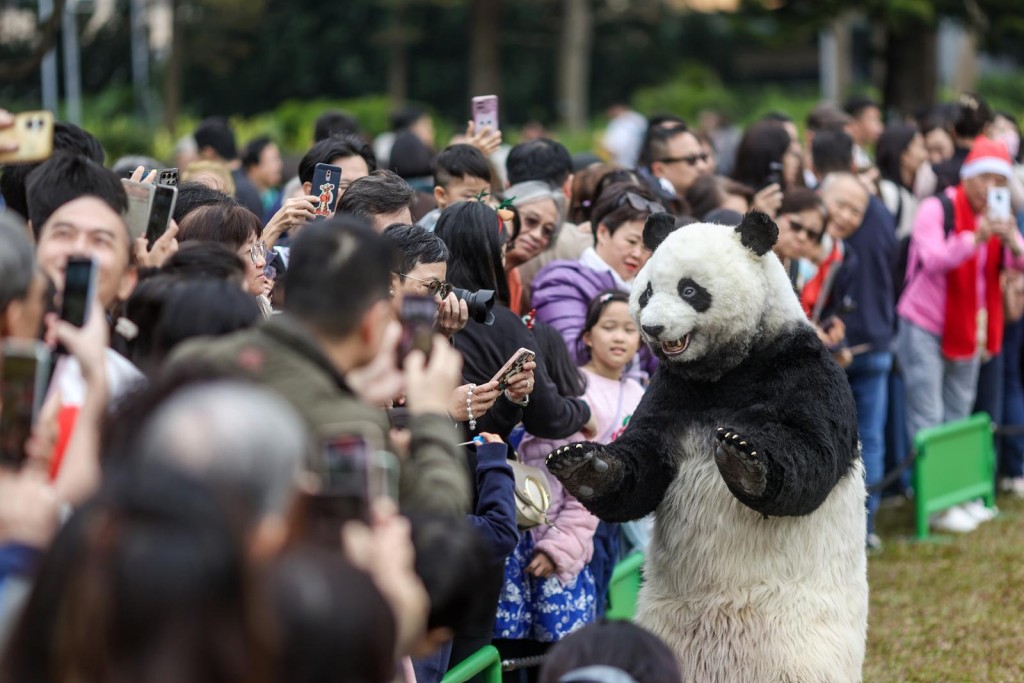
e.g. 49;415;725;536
960;136;1014;180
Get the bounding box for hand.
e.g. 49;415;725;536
464;121;503;157
388;428;412;460
348;320;405;407
134;221;179;268
752;183;783;218
404;336;463;416
436;292;469;337
0;468;60;549
525;551;556;578
0;109;18;154
129;165;157;184
44;296;109;386
503;360;537;403
264;195;318;247
580;413;598;439
478;431;504;445
988;217;1017;245
449;380;500;422
975;217;994;246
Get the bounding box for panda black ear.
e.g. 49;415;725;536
643;212;678;252
734;209;779;257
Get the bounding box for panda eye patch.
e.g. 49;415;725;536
677;277;711;312
639;283;653;308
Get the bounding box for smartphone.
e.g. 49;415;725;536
988;186;1012;221
0;340;51;470
399;295;437;363
491;347;536;391
0;111;54;165
60;257;97;328
472;95;499;132
157;168;179;187
387;406;411;430
145;183;177;247
121;179;155;240
763;161;783;189
311;163;343;218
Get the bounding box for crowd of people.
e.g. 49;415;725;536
0;89;1022;682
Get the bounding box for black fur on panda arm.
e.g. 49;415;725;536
547;372;682;522
711;327;861;518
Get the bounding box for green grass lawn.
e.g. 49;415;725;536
865;493;1024;682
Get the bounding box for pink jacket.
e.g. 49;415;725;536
898;187;1024;337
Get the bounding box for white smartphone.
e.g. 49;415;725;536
472;95;499;132
988;186;1012;221
121;179;155;240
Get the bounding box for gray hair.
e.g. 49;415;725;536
0;210;36;313
505;180;567;248
138;381;309;526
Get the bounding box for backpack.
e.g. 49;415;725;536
894;192;954;302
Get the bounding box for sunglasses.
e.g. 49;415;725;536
656;153;709;167
788;220;823;243
617;191;666;215
397;272;453;299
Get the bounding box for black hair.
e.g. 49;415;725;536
382;223;450;276
298;134;378;185
409;513;492;632
161;240;247;282
685;174;754;221
391;105;428;131
178;203;262;250
805;103;851;133
507;138;573;187
336;170;414;224
434;201;510;305
434;144;492;189
0;122;105;220
123;275;180;372
531;321;586;397
953;92;992;140
539;621;681;683
811;129;854;176
640;122;689;169
25;152;128;240
269;548;396;683
285;215;397;337
0;463;262;683
875;123;918;188
173;181;237;223
761;111;793;124
780;187;827;219
590;182;660;245
154;279;261;360
576;290;633;364
193;117;238;160
241;136;274;169
732;119;791;190
313;110;360;142
843;96;880;119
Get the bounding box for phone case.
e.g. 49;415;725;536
146;184;178;246
121;179;155;239
0;340;51;469
988;187;1012;220
311;163;343;217
60;257;98;327
472;95;499;132
157;168;179;187
492;347;535;390
0;111;54;165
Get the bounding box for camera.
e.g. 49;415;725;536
453;287;496;325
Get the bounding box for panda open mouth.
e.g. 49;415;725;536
661;334;690;356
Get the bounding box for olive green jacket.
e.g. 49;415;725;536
170;314;470;516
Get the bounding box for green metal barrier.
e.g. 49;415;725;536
605;551;644;620
442;644;502;683
912;412;996;540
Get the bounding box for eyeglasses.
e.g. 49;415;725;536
655;153;709;167
396;272;453;299
788;220;823;243
617;191;666;215
246;240;267;265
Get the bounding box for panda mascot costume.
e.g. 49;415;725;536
548;210;868;683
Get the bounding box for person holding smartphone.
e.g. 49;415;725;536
896;136;1024;534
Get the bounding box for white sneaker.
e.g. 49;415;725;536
962;500;998;523
999;477;1024;496
930;506;979;533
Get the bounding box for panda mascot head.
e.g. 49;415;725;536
631;210;809;382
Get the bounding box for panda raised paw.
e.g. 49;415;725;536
714;427;768;499
546;442;614;500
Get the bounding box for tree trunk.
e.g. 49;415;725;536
883;20;937;117
387;0;408;108
468;0;501;101
163;0;183;135
557;0;592;133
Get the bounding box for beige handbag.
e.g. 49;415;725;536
508;453;553;530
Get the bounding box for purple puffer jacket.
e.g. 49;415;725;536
531;259;658;376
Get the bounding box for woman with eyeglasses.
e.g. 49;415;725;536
773;188;828;291
531;182;661;374
503;181;568;313
177;203;272;316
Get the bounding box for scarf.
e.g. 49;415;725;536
942;184;1003;359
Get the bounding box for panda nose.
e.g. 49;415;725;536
642;324;664;339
